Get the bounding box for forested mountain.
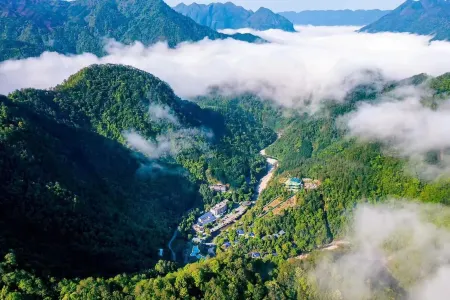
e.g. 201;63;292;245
360;0;450;40
2;71;450;298
173;2;296;32
279;9;390;26
0;0;262;61
206;74;450;267
0;64;276;278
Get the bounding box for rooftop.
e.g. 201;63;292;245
198;212;216;225
211;200;228;212
285;177;302;185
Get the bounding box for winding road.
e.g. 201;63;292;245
168;229;178;261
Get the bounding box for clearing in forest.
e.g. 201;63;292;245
272;196;297;215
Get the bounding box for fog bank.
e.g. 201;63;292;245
3;27;450;109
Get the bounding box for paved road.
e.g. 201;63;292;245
168;229;178;261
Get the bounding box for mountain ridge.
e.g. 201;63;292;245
173;2;296;31
0;0;263;61
360;0;450;40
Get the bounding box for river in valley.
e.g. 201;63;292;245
256;149;279;197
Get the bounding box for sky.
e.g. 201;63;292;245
164;0;406;12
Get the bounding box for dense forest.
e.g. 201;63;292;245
1;65;450;299
0;0;262;61
0;64;276;278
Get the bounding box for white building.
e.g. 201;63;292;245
210;200;229;217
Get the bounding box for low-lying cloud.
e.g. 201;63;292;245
347;87;447;155
125;131;173;159
4;26;450;109
309;202;450;300
124;128;210;160
148;103;180;125
346;85;450;180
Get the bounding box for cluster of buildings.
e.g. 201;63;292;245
284;177;320;192
211;205;248;232
194;200;230;232
194;199;253;234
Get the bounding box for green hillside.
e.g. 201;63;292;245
0;0;263;61
0;64;275;278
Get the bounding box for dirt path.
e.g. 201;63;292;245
295;240;350;260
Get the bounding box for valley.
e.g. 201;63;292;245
1;0;450;299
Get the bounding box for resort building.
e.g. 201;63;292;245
210;200;228;217
197;212;216;225
284;177;303;192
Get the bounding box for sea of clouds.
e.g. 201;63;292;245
3;26;450;175
3;26;450;109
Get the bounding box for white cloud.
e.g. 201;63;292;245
3;27;450;109
346;85;450;179
124;131;173;159
148;103;179;125
347;87;450;154
311;202;450;300
124;128;211;160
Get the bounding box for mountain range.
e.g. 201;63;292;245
279;9;391;26
360;0;450;40
173;2;296;32
0;0;263;61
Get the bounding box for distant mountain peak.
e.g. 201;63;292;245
360;0;450;40
0;0;263;61
173;2;295;32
